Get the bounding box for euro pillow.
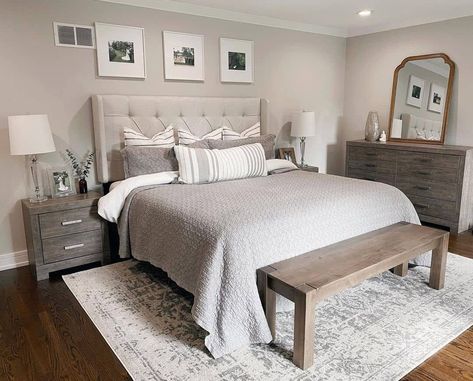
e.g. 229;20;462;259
208;134;276;159
124;125;175;147
177;127;224;146
222;122;260;140
121;146;178;178
174;143;267;184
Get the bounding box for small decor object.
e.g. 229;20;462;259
428;83;446;113
379;130;387;142
95;23;146;78
8;114;56;203
406;75;425;108
163;31;204;81
278;147;297;164
48;167;75;198
365;111;380;142
220;38;254;83
66;149;95;194
291;111;316;167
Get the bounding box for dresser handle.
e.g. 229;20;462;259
415;185;431;191
61;219;82;226
417;171;432;176
419;158;432;163
64;243;84;250
365;163;376;168
365;152;377;157
414;203;430;209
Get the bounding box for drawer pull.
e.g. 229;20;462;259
61;219;82;226
365;152;377;157
365;164;376;168
419;158;432;163
64;243;84;250
414;203;430;209
417;171;432;176
415;185;431;191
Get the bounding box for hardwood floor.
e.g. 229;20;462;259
0;231;472;380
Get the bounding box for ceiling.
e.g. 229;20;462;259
99;0;473;37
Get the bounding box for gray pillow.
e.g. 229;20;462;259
121;146;178;178
208;134;276;159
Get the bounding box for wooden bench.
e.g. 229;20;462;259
256;222;449;370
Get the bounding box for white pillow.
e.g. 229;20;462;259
222;122;260;140
178;128;224;146
174;143;267;184
124;125;175;147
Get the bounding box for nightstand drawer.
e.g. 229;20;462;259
42;230;102;264
39;207;101;238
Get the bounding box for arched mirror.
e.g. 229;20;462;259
388;53;455;144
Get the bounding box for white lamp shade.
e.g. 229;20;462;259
8;114;56;155
291;111;316;137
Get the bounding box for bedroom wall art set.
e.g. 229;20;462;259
57;22;254;82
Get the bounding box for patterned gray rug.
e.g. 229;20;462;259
63;253;473;381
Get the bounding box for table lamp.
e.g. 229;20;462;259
8;114;56;203
291;111;316;167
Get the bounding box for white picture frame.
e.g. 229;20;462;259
428;83;446;113
163;31;204;81
48;167;76;198
95;22;146;78
406;75;425;108
220;38;254;83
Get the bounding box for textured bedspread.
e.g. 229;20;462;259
118;170;428;358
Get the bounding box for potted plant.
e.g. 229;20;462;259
65;149;95;194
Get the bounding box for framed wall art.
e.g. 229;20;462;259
95;22;146;78
428;83;446;113
163;31;204;81
406;75;424;108
220;38;254;83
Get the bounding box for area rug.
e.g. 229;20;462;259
63;253;473;381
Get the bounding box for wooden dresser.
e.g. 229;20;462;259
346;140;473;234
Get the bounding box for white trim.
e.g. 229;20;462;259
97;0;347;37
0;250;29;272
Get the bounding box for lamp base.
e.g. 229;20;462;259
29;195;48;203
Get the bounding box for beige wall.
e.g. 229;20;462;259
343;16;473;151
0;0;346;258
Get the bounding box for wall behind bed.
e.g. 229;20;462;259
0;0;346;265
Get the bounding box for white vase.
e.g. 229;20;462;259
365;111;380;142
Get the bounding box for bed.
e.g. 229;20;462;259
92;95;429;358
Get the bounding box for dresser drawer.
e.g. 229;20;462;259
397;151;461;169
348;159;396;175
407;194;458;222
348;146;397;162
42;230;103;264
347;168;395;186
397;181;458;202
397;166;459;184
39;207;101;238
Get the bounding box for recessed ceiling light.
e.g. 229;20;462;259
357;9;373;17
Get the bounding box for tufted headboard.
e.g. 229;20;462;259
401;113;442;141
92;95;269;183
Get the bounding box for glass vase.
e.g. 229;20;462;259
365;111;380;142
79;178;88;194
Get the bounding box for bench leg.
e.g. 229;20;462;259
393;261;408;277
293;290;315;370
257;267;277;339
429;233;449;290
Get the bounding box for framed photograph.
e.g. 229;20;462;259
428;83;446;113
220;38;254;83
95;22;146;78
48;168;76;198
278;147;296;164
406;75;425;108
163;31;204;81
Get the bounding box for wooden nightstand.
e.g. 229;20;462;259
298;165;319;173
21;191;109;281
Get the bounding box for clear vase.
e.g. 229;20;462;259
365;111;380;142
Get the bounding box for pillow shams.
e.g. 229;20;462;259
121;146;178;178
174;143;267;184
222;122;260;140
124;125;175;147
178;128;223;146
208;134;275;159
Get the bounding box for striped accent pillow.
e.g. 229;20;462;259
178;128;223;146
124;126;175;147
222;122;260;141
174;143;267;184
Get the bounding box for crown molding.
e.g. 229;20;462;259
96;0;348;37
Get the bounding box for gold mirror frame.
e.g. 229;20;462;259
387;53;455;145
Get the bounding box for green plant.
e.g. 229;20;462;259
66;149;95;179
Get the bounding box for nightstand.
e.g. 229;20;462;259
21;191;109;281
298;165;319;173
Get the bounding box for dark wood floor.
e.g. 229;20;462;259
1;232;472;381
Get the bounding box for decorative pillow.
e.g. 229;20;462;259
121;146;178;178
222;122;260;140
177;128;224;146
174;143;267;184
124;125;175;147
208;134;276;159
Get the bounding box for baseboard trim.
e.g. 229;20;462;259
0;250;29;271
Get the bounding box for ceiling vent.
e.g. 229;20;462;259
53;22;95;48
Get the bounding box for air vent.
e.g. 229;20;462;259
53;22;95;48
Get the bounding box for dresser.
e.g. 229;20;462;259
22;192;109;280
346;140;473;234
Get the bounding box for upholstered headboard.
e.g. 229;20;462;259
92;95;269;183
401;113;442;141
